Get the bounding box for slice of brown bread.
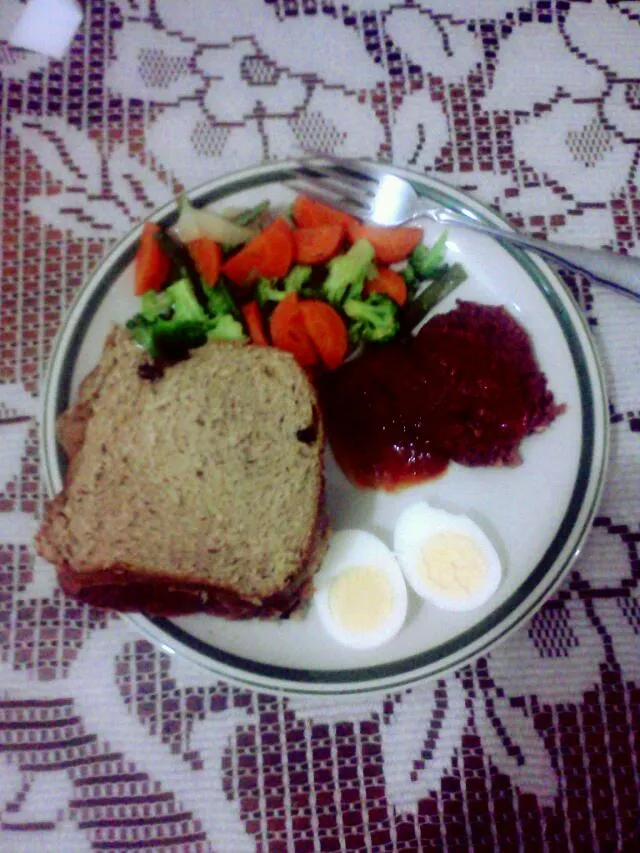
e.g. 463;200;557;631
37;327;329;618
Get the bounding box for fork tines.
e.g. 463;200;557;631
287;153;385;220
301;151;386;182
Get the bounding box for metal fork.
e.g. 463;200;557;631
289;156;640;302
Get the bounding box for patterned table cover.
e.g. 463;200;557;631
1;2;639;850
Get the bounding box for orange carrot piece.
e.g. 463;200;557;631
134;222;172;295
364;267;408;307
347;221;423;265
222;217;294;286
269;293;318;368
293;225;344;265
292;195;357;231
187;237;222;286
241;300;269;346
299;300;348;370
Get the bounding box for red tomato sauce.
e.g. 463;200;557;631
320;301;563;491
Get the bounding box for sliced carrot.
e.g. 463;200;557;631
187;237;222;286
134;222;172;295
300;300;348;370
292;195;357;231
364;267;408;307
222;217;294;286
269;293;318;368
293;225;344;265
241;300;269;346
347;221;423;265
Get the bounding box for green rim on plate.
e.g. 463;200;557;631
41;160;609;695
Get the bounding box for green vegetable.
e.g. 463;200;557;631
256;278;282;306
127;277;245;356
409;230;449;281
126;314;156;354
126;198;469;360
139;289;174;322
322;239;375;305
164;277;209;325
284;264;312;292
343;292;399;343
231;200;270;227
205;280;244;339
401;262;417;292
127;278;209;355
401;262;468;332
256;265;312;305
415;262;467;313
153;229;204;300
176;194;254;248
207;314;245;341
152;321;210;352
207;280;241;319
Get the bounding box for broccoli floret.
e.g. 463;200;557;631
207;281;241;319
409;230;448;281
127;278;208;355
256;266;312;306
207;314;245;341
126;314;157;355
322;239;375;305
256;278;282;306
138;274;207;326
165;278;209;325
148;280;210;353
204;280;244;340
139;289;174;322
343;293;400;343
284;264;312;293
152;320;209;352
127;277;245;354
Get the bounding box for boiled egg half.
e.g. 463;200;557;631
314;530;408;649
394;502;502;612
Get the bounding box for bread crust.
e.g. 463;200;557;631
54;505;329;618
37;328;329;618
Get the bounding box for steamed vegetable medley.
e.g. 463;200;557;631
127;194;468;369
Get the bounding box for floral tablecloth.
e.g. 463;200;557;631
1;1;639;850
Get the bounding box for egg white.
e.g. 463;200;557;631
314;529;408;650
393;502;502;612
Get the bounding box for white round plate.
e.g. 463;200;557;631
41;161;608;695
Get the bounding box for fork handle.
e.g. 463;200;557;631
428;209;640;301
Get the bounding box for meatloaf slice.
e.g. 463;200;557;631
37;327;328;618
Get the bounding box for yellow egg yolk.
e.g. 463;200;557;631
328;565;393;633
418;532;486;597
